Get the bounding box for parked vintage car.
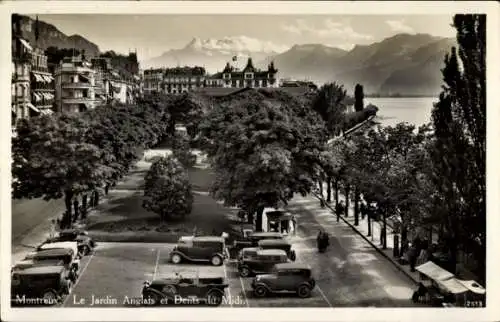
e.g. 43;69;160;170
13;248;79;282
142;273;229;306
251;263;316;298
230;232;284;258
238;249;289;277
170;236;228;266
34;242;81;271
257;239;296;261
45;229;96;256
11;265;73;306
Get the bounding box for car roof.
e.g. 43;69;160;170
275;263;311;270
258;239;290;246
13;265;65;275
242;247;259;252
40;241;78;248
15;259;64;267
33;248;74;257
151;271;225;281
250;232;283;238
257;249;287;256
193;236;225;242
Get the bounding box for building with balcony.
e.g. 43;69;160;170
91;56;139;105
143;68;164;94
54;56;97;113
11;14;37;127
162;66;206;94
205;58;279;89
31;47;54;115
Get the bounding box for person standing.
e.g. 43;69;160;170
291;215;297;235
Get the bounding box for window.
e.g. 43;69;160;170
245;73;253;79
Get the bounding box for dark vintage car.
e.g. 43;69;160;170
238;249;289;277
257;239;296;261
45;229;96;256
142;273;229;306
11;265;73;306
230;232;284;258
251;263;316;298
170;236;228;266
13;248;80;282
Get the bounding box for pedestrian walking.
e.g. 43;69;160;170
291;215;297;235
360;201;367;220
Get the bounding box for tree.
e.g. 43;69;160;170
12;114;111;228
171;133;197;168
142;156;193;220
429;14;485;280
312;82;347;136
201;89;327;231
354;84;364;112
168;92;210;137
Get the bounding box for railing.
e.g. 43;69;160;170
31;66;50;73
61;82;93;89
62;97;95;104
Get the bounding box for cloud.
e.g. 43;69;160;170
385;19;414;33
281;18;373;41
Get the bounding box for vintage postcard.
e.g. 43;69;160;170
1;1;499;321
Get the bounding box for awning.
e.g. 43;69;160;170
42;75;52;83
415;261;454;281
19;38;32;51
437;278;469;294
78;73;90;82
40;109;53;115
27;103;40;113
33;93;42;101
458;280;486;294
33;74;45;83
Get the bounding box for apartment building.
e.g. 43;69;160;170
54;56;97;113
11;14;35;126
31;47;55;115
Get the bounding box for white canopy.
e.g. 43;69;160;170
19;38;32;51
437;277;469;294
27;103;40;113
458;280;486;294
40;109;53;115
415;261;454;281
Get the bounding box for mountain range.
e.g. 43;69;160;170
144;34;455;96
19;14;455;96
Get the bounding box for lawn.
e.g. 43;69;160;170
84;149;240;243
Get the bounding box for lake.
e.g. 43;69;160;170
365;97;439;128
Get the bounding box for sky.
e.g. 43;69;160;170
34;14;456;61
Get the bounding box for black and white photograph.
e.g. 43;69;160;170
1;1;498;321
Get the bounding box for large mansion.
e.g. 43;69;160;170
205;58;279;89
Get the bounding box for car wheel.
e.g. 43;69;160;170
239;267;250;277
253;285;268;298
206;290;223;306
297;284;311;298
211;255;222;266
42;290;58;304
171;253;182;264
290;251;296;261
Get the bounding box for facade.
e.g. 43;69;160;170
11;14;35;127
30;47;55;115
162;66;206;94
205;58;279;89
143;68;164;93
54;56;97;113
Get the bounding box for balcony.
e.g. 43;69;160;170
62;97;95;104
13;52;32;63
62;82;93;89
32;65;50;73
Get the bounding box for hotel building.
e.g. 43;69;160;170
205;58;279;89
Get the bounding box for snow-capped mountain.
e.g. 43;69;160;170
142;36;288;72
